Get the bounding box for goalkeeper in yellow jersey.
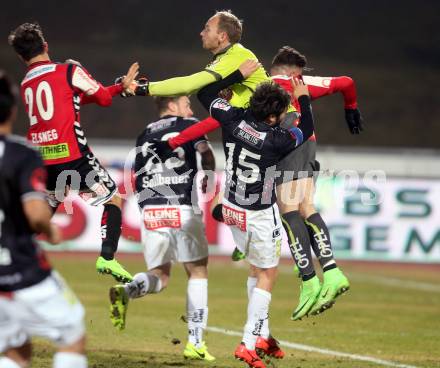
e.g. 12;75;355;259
133;10;269;108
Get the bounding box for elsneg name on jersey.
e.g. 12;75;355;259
30;129;58;143
233;121;267;149
147;118;177;133
142;173;191;188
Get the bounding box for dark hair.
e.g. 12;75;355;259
0;71;16;124
154;96;181;114
8;22;46;61
271;46;307;68
215;10;243;44
250;82;290;122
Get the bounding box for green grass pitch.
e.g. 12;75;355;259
28;254;440;367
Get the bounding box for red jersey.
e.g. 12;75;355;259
21;61;123;165
168;74;359;149
271;74;358;141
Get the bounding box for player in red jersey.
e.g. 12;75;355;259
267;46;360;319
8;22;138;283
152;46;363;322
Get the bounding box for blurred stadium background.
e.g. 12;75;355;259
1;0;439;367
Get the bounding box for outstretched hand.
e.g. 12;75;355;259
121;62;140;95
238;59;261;79
292;77;309;99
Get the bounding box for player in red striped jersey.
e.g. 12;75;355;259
9;22;138;283
269;46;361;319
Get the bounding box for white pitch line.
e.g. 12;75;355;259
348;274;440;293
276;266;440;293
206;326;418;368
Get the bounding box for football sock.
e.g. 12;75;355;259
243;288;271;350
100;203;122;260
53;352;87;368
124;272;162;299
187;278;208;348
246;277;269;338
247;276;257;300
305;213;337;272
0;357;21;368
282;211;316;280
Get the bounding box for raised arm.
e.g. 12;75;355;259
197;60;260;111
278;79;315;155
148;71;218;96
80;62;139;104
303;75;364;134
168;116;221;149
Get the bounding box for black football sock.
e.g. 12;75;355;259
281;210;316;280
305;212;337;272
100;203;122;260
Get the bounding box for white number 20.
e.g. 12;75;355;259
24;81;54;125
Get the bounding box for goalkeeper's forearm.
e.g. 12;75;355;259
148;71;217;96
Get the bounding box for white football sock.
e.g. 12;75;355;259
242;288;271;350
0;357;22;368
53;352;87;368
247;278;270;339
187;278;208;348
124;272;163;299
247;276;257;300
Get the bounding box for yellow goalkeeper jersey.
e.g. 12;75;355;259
148;43;269;108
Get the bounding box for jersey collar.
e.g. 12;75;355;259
213;43;234;59
27;60;52;71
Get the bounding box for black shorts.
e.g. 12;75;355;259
46;152;117;207
275;140;320;186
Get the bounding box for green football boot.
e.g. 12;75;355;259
293;264;300;278
231;247;246;261
109;285;129;331
309;267;350;316
183;341;216;362
96;256;133;283
291;275;321;321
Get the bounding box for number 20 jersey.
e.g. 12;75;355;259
20;61;97;165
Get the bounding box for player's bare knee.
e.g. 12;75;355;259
58;335;86;354
276;182;301;214
185;258;208;279
149;265;170;288
248;264;258;277
299;203;316;219
5;344;32;367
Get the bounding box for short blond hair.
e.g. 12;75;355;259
215;10;243;44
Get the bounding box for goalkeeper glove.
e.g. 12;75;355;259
344;108;364;134
134;77;150;96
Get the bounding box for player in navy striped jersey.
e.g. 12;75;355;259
197;61;315;368
0;71;87;368
109;95;216;361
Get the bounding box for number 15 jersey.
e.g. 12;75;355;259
209;98;303;210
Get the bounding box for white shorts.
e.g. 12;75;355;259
222;199;282;269
141;205;209;270
0;271;85;353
